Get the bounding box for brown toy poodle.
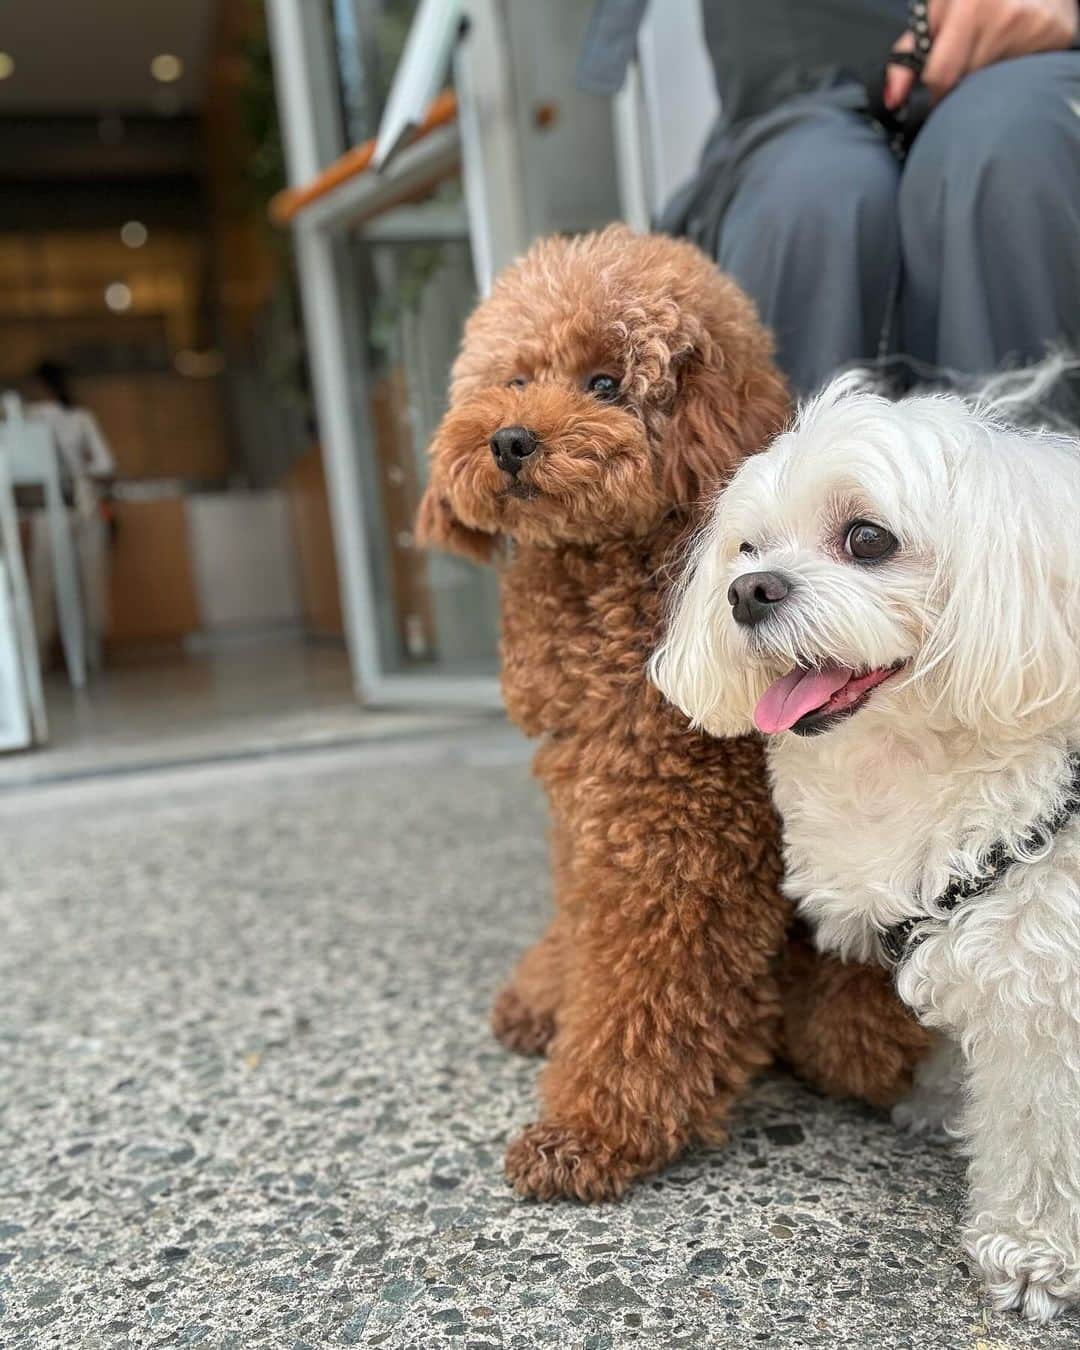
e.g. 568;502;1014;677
417;225;927;1202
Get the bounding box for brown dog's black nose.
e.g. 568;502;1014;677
728;570;791;626
490;425;538;477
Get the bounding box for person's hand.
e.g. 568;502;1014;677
884;0;1078;109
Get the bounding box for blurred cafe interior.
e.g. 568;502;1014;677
0;0;715;762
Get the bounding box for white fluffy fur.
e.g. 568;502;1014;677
651;375;1080;1322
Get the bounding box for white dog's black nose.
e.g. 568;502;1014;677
728;571;791;626
490;425;538;477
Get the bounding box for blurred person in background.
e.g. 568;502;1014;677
580;0;1080;395
27;360;116;499
22;359;117;671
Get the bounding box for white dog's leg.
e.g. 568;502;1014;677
891;1032;964;1143
958;1003;1080;1323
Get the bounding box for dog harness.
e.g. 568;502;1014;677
879;753;1080;969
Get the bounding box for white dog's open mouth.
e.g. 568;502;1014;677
754;661;905;737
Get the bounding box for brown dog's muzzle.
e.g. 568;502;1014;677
490;424;539;478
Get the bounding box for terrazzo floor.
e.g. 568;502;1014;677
1;726;1074;1348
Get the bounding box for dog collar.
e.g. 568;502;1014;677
880;752;1080;968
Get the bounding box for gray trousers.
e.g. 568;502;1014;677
709;54;1080;394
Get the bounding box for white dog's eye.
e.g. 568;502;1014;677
738;541;756;556
844;520;898;562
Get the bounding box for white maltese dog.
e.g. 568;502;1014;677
651;371;1080;1322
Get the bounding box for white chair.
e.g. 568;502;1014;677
0;435;47;745
0;393;88;690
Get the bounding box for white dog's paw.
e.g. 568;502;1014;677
965;1228;1079;1324
891;1093;957;1144
892;1033;964;1144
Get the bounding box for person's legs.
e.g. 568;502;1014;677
899;52;1080;375
27;508;56;663
718;106;901;395
73;510;107;673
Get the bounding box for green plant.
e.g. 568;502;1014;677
240;0;288;211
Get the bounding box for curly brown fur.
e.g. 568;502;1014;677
490;832;572;1056
418;225;923;1201
779;926;931;1109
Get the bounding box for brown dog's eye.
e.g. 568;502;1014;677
507;376;527;389
586;373;620;401
844;520;898;562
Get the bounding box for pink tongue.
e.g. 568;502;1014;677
754;664;854;734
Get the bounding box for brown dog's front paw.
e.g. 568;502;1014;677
491;986;557;1057
504;1122;634;1202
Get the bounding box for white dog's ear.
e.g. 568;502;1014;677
918;425;1080;732
650;517;760;737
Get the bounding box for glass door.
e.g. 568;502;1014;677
345;216;500;681
268;0;622;705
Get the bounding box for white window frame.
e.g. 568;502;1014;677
266;0;525;708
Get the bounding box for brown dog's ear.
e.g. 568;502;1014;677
659;335;790;508
415;479;497;565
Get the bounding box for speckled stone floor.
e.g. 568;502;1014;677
1;727;1075;1349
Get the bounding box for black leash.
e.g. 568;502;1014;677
880;753;1080;968
869;0;934;161
868;1;933;362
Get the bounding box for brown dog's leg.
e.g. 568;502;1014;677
492;913;567;1057
779;926;930;1108
504;791;787;1203
491;822;573;1057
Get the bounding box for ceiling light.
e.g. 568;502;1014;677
0;53;14;81
121;221;148;249
104;282;133;313
150;53;183;84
